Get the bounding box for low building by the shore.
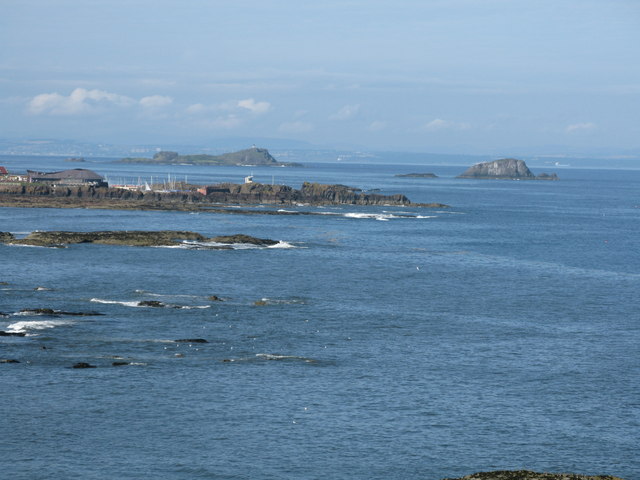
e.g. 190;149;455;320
0;166;28;184
27;168;108;187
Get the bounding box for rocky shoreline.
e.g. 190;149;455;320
0;181;447;213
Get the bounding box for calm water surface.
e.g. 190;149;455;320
1;157;638;479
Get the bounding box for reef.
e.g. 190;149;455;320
457;158;558;180
0;231;278;248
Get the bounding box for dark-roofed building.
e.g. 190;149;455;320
27;168;108;187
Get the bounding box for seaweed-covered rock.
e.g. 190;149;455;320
11;230;207;247
209;234;278;246
72;362;96;369
441;470;624;480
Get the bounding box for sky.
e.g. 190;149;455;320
1;0;639;155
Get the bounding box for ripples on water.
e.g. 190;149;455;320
1;158;638;479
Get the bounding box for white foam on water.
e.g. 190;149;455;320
343;212;395;221
267;241;299;249
7;319;74;334
90;298;141;307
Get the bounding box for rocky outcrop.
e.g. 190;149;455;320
1;230;278;248
0;232;15;243
209;234;278;246
441;470;624;480
6;230;206;247
457;159;558;180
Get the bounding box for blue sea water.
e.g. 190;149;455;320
1;156;639;480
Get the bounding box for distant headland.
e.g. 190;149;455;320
119;147;303;167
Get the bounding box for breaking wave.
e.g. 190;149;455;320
6;319;74;335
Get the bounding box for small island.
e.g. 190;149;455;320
394;173;438;178
457;158;558;180
119;147;302;167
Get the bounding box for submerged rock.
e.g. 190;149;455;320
1;358;20;363
72;362;96;369
174;338;208;343
18;308;104;316
441;470;624;480
137;300;166;308
0;331;26;337
457;158;558;180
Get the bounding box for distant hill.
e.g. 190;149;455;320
119;147;302;167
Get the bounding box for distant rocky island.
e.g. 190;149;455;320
119;147;302;167
457;158;558;180
395;172;438;178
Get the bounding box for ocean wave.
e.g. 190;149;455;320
6;319;74;334
91;298;140;307
90;298;210;309
254;297;308;306
255;353;316;363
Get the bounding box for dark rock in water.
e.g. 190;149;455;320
137;300;166;308
10;230;207;247
112;361;130;366
209;234;278;246
72;362;96;369
0;331;26;337
19;308;104;316
0;312;9;318
34;286;53;291
174;338;208;343
395;173;438;178
441;470;624;480
1;358;20;363
208;295;224;302
457;158;558;180
0;232;15;243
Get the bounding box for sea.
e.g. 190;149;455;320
1;155;638;480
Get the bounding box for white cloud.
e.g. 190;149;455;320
278;121;314;133
237;98;271;115
139;95;173;109
423;118;471;131
566;122;596;133
368;121;387;131
185;103;207;115
27;88;134;115
329;104;360;121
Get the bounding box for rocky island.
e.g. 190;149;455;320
457;158;558;180
119;147;302;167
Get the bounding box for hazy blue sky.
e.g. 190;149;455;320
2;0;639;154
